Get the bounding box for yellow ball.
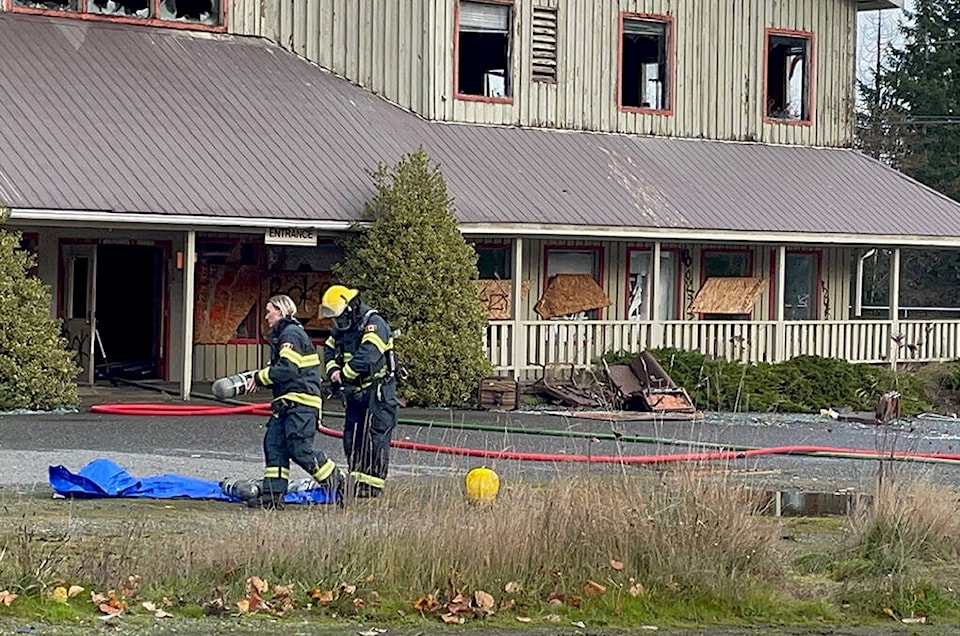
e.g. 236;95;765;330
465;467;500;505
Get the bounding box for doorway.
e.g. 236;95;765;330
60;241;168;383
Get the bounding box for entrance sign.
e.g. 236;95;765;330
264;227;317;246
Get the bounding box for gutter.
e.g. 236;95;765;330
10;207;960;250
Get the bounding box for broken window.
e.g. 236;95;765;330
88;0;149;18
457;0;512;99
766;32;812;122
12;0;76;11
13;0;219;24
531;6;558;83
784;252;818;320
627;249;678;321
159;0;218;24
703;250;751;278
476;245;511;279
621;16;670;111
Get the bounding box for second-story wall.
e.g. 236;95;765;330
229;0;858;146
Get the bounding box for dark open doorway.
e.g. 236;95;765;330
95;244;164;380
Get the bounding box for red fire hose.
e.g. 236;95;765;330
88;402;960;466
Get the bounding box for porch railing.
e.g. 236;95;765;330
485;319;960;375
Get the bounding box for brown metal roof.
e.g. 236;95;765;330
2;13;960;241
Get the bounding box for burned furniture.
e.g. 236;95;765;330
605;351;696;413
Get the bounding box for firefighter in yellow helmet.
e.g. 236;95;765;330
320;285;398;499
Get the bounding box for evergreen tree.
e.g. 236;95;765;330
872;0;960;201
336;148;492;406
0;212;79;410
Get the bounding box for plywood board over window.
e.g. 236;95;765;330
535;273;611;319
475;279;532;319
689;277;767;316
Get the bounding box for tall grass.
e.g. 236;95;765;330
0;469;785;618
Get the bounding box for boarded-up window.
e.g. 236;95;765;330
531;6;558;82
688;277;767;317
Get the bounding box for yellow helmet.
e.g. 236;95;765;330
320;285;359;319
464;466;500;506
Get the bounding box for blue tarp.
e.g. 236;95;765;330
48;458;336;505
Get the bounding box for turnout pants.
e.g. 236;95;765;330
343;380;398;497
262;405;337;503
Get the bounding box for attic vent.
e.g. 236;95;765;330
531;6;558;82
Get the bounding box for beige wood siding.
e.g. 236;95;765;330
433;0;857;145
229;0;436;118
232;0;857;144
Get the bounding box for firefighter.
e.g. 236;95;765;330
320;285;398;499
245;294;343;509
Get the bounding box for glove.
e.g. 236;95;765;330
329;369;342;385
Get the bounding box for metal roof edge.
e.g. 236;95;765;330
458;223;960;248
9;208;356;232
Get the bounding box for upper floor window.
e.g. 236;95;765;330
12;0;222;28
703;250;752;279
765;30;813;124
456;0;513;102
619;14;673;114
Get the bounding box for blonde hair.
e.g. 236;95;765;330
267;294;297;318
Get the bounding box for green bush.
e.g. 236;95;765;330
335;148;491;406
602;348;929;414
0;218;79;410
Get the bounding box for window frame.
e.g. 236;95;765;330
454;0;515;104
617;11;675;116
624;246;681;321
763;27;815;127
6;0;226;32
771;249;822;321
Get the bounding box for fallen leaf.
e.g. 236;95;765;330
51;587;68;603
567;594;582;608
0;591;18;606
353;598;365;609
902;617;926;624
440;612;464;624
237;599;250;613
504;581;520;593
547;591;564;602
474;590;494;612
309;589;335;604
141;601;157;612
154;609;174;618
99;603;123;616
583;581;606;598
413;594;439;613
883;607;897;620
91;591;107;605
629;583;645;597
340;584;357;595
640;626;659;631
499;598;515;610
247;577;268;595
548;598;563;607
610;559;624;570
67;585;84;598
516;616;531;623
572;620;586;628
545;614;561;622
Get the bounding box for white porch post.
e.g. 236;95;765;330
890;247;901;370
775;245;786;362
180;230;196;400
649;241;663;349
511;237;525;379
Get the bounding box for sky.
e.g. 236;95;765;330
855;0;914;85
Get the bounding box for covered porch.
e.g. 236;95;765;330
480;236;960;377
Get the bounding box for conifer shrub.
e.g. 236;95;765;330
0;214;79;410
335;148;492;406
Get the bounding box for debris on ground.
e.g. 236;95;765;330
604;352;696;413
